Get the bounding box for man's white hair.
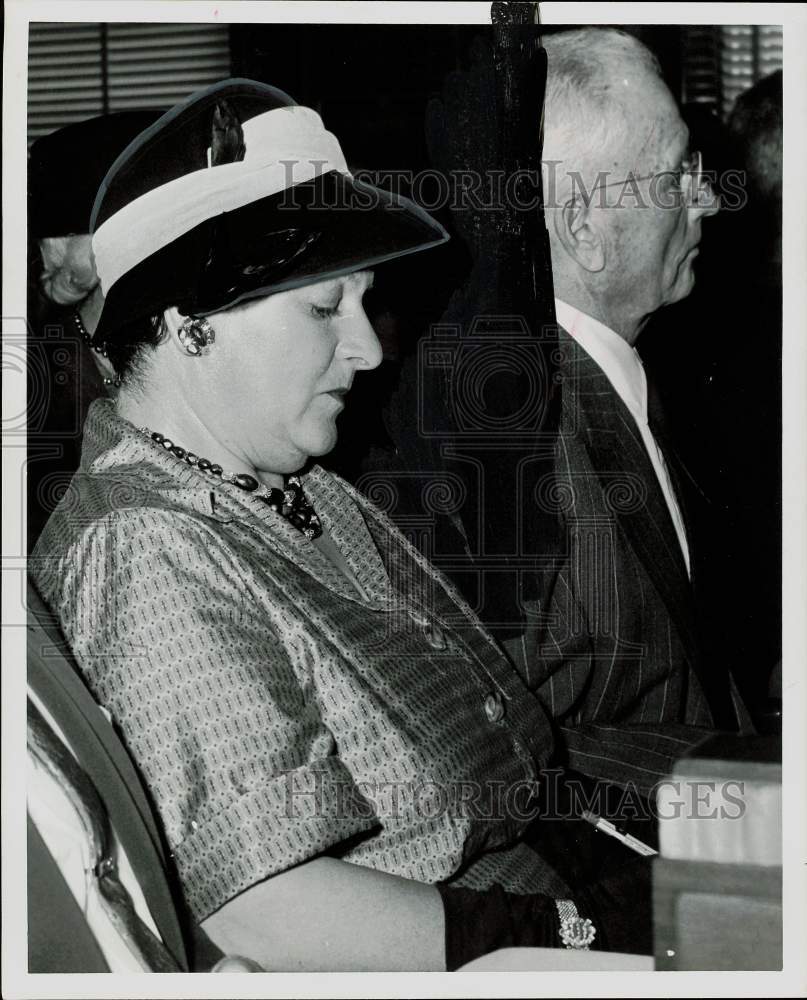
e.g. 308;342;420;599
542;28;663;198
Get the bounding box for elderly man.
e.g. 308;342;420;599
501;28;752;790
370;27;749;798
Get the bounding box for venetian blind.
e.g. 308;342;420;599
682;25;783;119
28;23;106;142
28;22;232;145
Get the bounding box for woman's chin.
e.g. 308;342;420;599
307;433;338;460
257;422;338;476
295;425;339;463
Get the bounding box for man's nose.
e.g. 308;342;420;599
691;175;720;218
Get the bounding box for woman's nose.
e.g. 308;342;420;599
341;309;384;371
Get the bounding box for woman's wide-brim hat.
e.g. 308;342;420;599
90;78;449;344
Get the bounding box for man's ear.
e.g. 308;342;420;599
553;198;605;273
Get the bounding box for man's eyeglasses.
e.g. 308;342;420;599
584;150;717;209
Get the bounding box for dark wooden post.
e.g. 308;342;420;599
415;3;559;638
490;1;555;314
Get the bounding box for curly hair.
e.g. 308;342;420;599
38;235;98;306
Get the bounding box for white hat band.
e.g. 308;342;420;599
92;105;349;296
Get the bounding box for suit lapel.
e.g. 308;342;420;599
559;331;700;664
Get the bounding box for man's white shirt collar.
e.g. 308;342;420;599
554;298;648;425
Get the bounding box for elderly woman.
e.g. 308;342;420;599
29;111;165;385
27;112;163;547
31;79;649;971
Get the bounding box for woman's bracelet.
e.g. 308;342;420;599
555;899;597;950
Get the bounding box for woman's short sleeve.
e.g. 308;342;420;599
54;508;379;920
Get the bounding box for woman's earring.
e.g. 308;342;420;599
177;316;215;356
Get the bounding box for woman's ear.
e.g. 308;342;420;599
554;198;606;273
162;306;186;343
164;307;217;358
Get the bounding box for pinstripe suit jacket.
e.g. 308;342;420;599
504;329;749;788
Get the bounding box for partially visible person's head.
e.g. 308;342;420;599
542;28;719;341
29;110;164;318
728;69;782;206
38;234;98;306
29;110;165;241
727;69;782;274
90;78;447;475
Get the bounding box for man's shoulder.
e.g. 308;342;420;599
555;334;621;436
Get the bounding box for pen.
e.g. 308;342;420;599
581;810;659;857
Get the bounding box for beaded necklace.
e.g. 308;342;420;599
143;429;323;540
72;309;122;388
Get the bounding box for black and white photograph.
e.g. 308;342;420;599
3;2;806;996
